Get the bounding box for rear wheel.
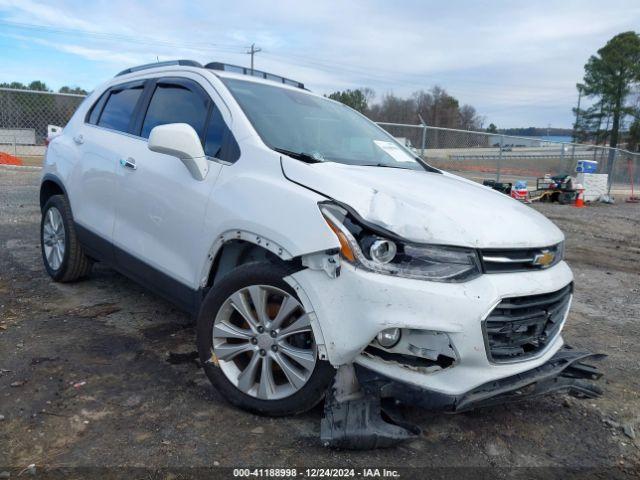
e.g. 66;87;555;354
197;261;335;416
41;195;92;282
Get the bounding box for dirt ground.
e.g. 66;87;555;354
1;167;639;478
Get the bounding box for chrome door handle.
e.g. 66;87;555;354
119;157;137;170
73;134;84;145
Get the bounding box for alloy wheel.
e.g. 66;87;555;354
42;207;66;271
212;285;317;400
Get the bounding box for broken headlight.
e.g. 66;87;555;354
321;203;481;282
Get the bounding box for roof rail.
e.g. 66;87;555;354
115;59;202;77
205;62;305;89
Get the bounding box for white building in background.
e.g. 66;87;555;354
486;134;543;148
0;128;36;145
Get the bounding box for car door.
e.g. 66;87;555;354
112;76;232;311
70;81;146;262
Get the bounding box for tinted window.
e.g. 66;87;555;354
203;105;240;162
87;91;108;125
141;83;208;139
222;78;425;170
204;106;226;158
98;86;143;132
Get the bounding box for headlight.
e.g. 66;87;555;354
321;203;481;282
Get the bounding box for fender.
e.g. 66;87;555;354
39;173;68;209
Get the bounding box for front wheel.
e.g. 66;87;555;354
197;261;335;416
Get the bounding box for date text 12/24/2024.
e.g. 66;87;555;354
233;468;401;478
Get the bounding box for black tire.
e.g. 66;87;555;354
197;261;335;416
41;195;92;282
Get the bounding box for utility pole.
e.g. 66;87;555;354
573;85;583;142
571;86;583;164
247;43;262;73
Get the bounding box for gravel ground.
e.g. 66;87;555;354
1;167;639;478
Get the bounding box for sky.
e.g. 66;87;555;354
0;0;639;128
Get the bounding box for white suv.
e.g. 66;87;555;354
40;60;602;444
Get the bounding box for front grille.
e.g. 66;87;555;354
483;283;572;362
480;243;563;273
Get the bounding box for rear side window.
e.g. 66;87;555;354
87;91;108;125
141;83;208;139
98;86;143;133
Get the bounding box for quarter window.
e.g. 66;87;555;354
204;106;225;158
97;86;143;133
204;105;240;163
87;91;108;125
141;83;208;139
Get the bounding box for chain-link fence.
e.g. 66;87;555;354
0;88;85;165
377;122;640;198
0;88;638;199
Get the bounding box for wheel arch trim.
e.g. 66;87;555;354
40;174;68;210
199;229;294;288
198;230;330;361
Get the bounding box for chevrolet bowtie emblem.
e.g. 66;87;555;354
533;250;555;268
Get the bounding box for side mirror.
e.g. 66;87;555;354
148;123;209;181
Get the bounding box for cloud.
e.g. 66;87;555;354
53;44;146;66
0;0;98;31
0;0;639;126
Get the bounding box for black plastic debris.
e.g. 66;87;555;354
321;348;605;449
320;365;420;449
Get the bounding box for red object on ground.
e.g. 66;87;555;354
0;152;22;166
574;188;585;208
510;187;530;203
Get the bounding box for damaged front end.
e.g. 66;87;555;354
321;347;605;449
285;195;605;450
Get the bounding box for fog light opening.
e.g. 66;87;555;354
376;328;401;348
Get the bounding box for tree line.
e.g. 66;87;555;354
0;81;88;95
327;86;484;131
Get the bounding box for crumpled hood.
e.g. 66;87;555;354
281;157;564;248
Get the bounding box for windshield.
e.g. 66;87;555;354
221;78;426;170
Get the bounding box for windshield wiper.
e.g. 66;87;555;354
356;163;414;170
273;147;323;164
358;162;441;173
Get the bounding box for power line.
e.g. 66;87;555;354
261;51;573;93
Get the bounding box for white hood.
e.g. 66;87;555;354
282;157;564;249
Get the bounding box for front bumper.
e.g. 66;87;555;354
356;346;605;412
289;259;575;395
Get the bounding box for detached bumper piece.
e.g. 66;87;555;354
320;365;420;450
455;349;605;412
356;346;606;413
322;348;604;449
